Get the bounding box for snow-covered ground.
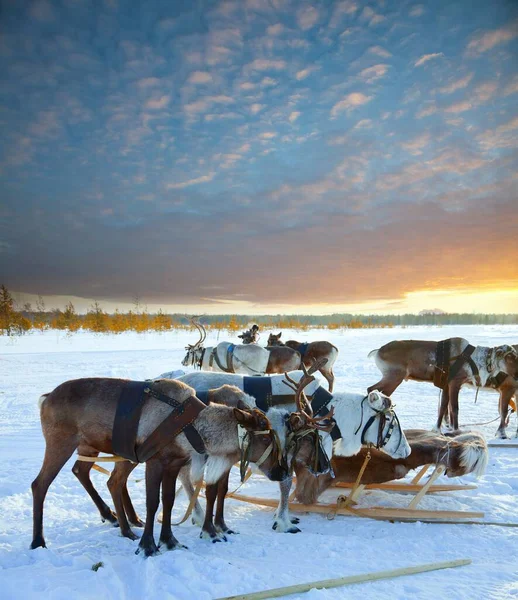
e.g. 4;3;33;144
1;326;517;600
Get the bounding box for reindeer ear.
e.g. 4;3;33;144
234;408;256;428
233;408;269;430
367;390;384;409
278;332;282;338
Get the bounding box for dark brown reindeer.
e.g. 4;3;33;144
31;378;289;556
267;333;339;392
368;337;518;436
68;385;251;533
293;428;488;505
485;344;518;438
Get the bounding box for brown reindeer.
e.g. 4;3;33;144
31;378;289;556
293;428;488;505
368;337;518;435
68;385;251;532
485;344;518;438
267;333;339;392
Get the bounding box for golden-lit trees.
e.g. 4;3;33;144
0;285;31;335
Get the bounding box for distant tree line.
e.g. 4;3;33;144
1;285;517;336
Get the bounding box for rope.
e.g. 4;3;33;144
458;412;511;429
172;479;204;526
327;450;371;518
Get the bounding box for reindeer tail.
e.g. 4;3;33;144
456;432;488;478
38;393;49;409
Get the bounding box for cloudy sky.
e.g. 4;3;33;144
1;0;518;314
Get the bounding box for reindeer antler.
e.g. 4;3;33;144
283;358;334;431
187;315;207;349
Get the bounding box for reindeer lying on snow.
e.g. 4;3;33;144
293;428;488;505
182;319;301;375
32;378;292;556
178;367;411;532
267;332;338;392
368;337;518;437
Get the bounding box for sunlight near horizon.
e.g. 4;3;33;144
13;287;518;315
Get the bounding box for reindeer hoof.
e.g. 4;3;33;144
130;517;144;528
290;517;300;524
159;538;187;551
287;526;301;534
496;430;509;439
101;510;118;525
123;530;139;541
136;540;159;557
30;536;47;550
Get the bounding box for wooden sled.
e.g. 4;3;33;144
228;465;484;523
331;464;478;494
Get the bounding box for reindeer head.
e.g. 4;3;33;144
281;359;336;475
494;344;518;378
267;332;284;346
357;390;411;459
182;317;207;367
234;407;289;482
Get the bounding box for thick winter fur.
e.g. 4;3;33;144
182;342;301;375
368;337;518;436
267;333;339;392
31;378;288;554
293;428;488;505
179;372;410;460
178;371;410;533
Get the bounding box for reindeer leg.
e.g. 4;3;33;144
448;381;461;432
434;387;450;432
496;389;513;439
214;470;237;535
120;469;142;527
320;369;334;393
72;452;118;525
159;465;186;550
273;477;300;533
367;372;404;396
107;462;139;541
201;481;227;542
31;432;78;549
136;460;162;557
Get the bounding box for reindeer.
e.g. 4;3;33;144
182;319;301;375
238;323;260;344
31;378;290;555
483;344;518;438
267;333;338;392
293;428;488;505
368;337;518;436
68;385;251;533
178;368;411;531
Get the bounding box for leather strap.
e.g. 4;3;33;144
112;381;148;463
136;394;207;462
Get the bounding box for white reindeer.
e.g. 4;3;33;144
176;369;411;533
181;318;300;375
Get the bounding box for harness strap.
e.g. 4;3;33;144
449;344;480;386
486;371;508;389
211;345;235;373
138;389;207;459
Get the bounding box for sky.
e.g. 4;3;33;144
1;0;518;315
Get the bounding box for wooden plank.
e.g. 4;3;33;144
411;464;430;484
215;559;472;600
332;481;477;493
226;493;484;521
488;443;518;448
408;465;445;509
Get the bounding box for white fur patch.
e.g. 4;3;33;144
204;455;233;484
457;433;488;478
38;394;48;409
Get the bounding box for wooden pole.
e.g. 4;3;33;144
214;559;471;600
